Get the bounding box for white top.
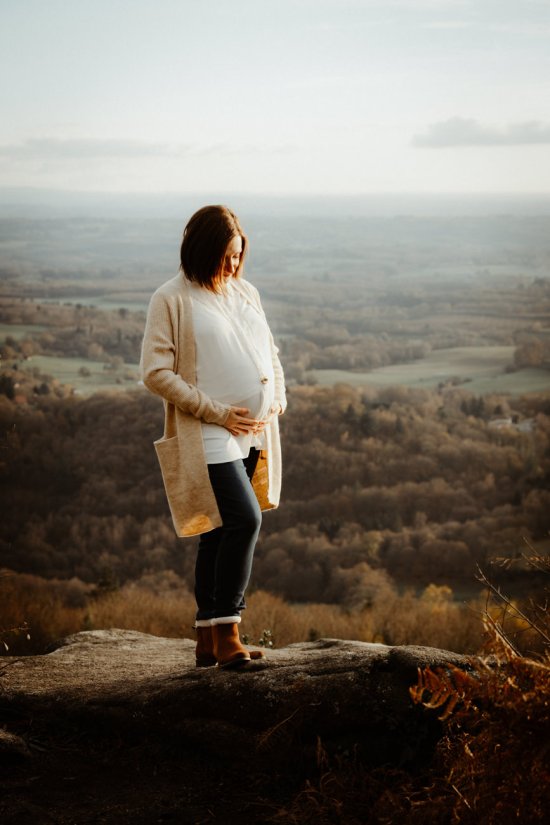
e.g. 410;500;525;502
190;279;276;464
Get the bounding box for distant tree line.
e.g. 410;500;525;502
1;380;548;604
2;275;550;381
0;300;145;364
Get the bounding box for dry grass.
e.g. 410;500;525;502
86;586;196;640
241;590;373;648
1;570;484;656
0;570;198;654
369;583;484;653
243;585;484;653
0;571;87;654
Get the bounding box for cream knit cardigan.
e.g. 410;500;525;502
140;273;287;537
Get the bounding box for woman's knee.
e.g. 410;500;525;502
227;502;261;537
246;504;262;536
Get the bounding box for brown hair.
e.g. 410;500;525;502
179;205;247;292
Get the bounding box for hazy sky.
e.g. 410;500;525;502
1;0;549;194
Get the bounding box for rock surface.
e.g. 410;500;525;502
0;630;468;823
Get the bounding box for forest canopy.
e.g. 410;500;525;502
1;382;548;605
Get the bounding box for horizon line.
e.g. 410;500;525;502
1;186;550;199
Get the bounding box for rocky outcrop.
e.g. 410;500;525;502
2;629;467;763
0;630;468;823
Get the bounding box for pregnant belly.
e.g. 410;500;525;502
201;381;275;461
235;385;275;420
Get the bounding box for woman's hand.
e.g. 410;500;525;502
223;407;261;436
223;404;283;436
250;404;283;435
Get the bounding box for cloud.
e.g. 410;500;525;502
0;138;194;160
412;118;550;147
386;0;472;8
421;20;472;29
0;137;295;162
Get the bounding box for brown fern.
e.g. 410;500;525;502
410;620;550;823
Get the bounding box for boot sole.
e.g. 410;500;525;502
218;656;252;669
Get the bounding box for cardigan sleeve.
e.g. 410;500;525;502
140;290;231;426
269;334;287;414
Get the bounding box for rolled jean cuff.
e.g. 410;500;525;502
194;619;213;628
211;615;241;625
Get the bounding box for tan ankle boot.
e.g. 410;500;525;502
212;622;252;669
195;625;217;668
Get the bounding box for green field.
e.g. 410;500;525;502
0;322;50;340
309;346;550;395
24;355;141;396
6;346;550;398
38;295;149;311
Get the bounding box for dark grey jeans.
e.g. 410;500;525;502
195;448;262;621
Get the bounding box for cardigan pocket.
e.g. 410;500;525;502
154;430;223;537
154;435;181;512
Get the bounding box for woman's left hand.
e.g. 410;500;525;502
252;404;283;434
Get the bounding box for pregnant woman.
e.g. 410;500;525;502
140;205;286;669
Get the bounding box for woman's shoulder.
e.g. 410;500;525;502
147;275;193;310
152;274;188;299
146;275;192;322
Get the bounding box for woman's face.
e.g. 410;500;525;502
223;235;243;278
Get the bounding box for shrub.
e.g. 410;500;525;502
0;570;88;654
409;631;550;822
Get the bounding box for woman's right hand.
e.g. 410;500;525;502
223;407;260;436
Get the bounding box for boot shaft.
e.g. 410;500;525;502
212;622;251;668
